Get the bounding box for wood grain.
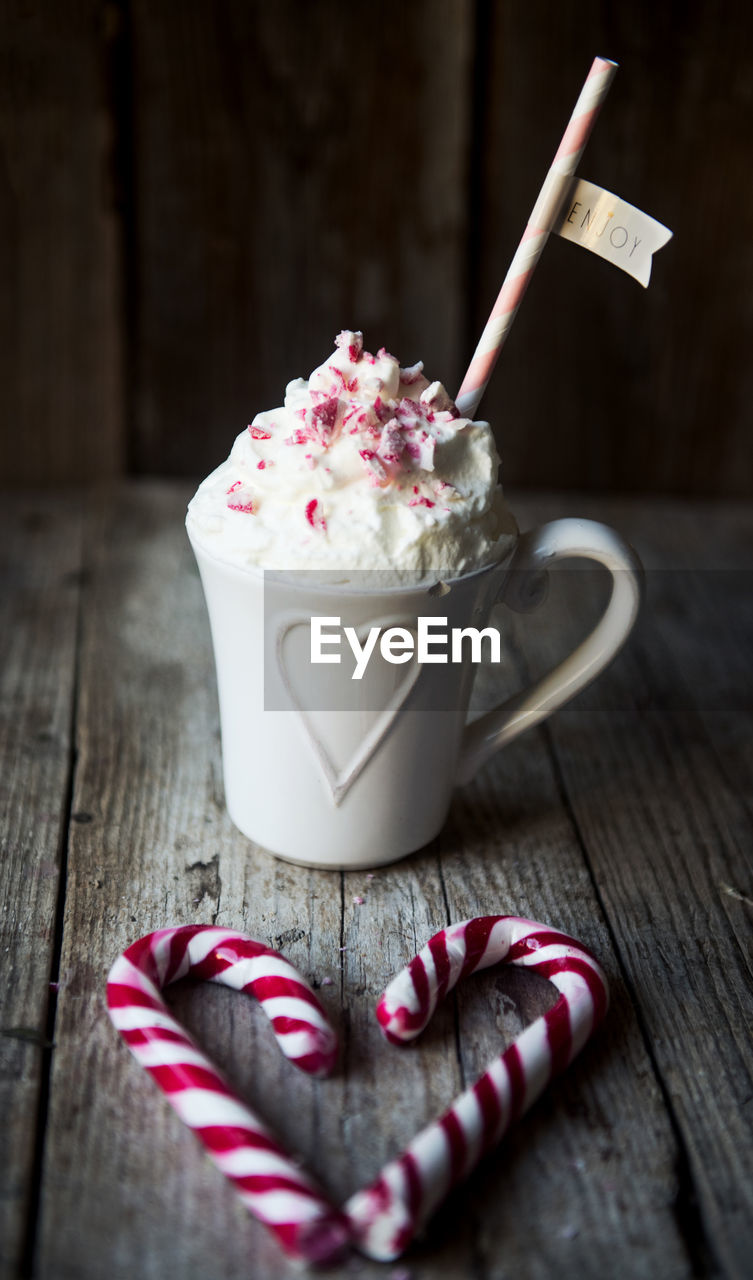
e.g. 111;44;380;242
30;483;705;1279
128;0;474;477
432;753;691;1277
0;1;124;485
32;483;476;1279
472;3;753;497
512;493;753;1277
0;494;84;1277
0;485;748;1276
0;3;752;496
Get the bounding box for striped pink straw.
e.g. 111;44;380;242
456;56;618;419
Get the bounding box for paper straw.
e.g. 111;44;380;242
456;56;618;419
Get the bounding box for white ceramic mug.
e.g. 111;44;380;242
188;518;642;869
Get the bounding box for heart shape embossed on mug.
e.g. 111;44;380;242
275;616;422;805
107;920;608;1264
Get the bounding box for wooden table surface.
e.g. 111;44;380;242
2;483;751;1280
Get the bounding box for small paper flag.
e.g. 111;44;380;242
553;177;673;286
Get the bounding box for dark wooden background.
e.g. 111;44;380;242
1;0;752;495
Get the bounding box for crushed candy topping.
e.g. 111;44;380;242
187;330;512;574
359;449;388;487
399;361;424;385
420;381;456;414
274;333;467;532
226;479;256;513
305;498;327;532
409;485;435;509
335;329;364;363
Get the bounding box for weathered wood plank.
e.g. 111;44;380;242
35;483;699;1278
0;3;124;485
34;484;476;1279
474;4;753;497
0;2;751;499
128;0;474;477
0;494;84;1278
510;493;753;1277
433;710;691;1276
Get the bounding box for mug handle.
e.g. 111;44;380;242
455;518;644;784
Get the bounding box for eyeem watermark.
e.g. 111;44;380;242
311;615;501;680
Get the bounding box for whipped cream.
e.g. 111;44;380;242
186;332;517;576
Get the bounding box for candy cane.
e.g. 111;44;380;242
106;925;348;1265
107;917;608;1266
344;915;609;1261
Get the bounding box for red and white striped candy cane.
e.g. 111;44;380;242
106;925;348;1265
345;915;609;1261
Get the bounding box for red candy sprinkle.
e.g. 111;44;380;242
328;367;358;395
373;395;393;423
395;397;426;429
359;449;387;486
248;425;272;440
343;404;376;435
399;361;425;385
305;498;327;532
226;480;242;494
335;330;363;362
228;499;255;514
420;382;456;414
306;396;341;447
377;419;405;465
312;396;339;429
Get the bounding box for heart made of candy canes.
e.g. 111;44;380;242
107;919;608;1265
